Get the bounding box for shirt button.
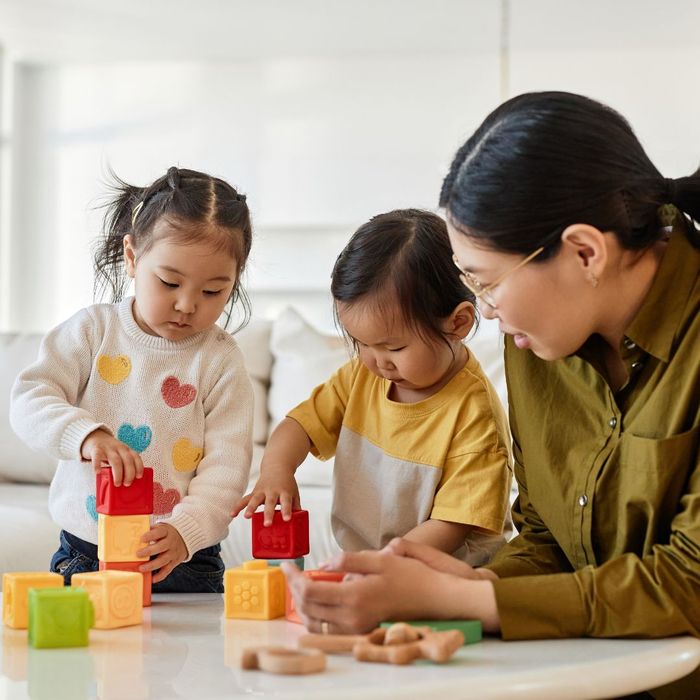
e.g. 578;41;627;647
578;494;588;507
623;338;637;350
608;417;617;429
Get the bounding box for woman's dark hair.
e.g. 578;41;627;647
94;166;253;330
331;209;477;349
439;91;700;256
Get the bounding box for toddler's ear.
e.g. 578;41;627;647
123;234;138;277
447;301;476;339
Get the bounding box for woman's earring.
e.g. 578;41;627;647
587;272;599;288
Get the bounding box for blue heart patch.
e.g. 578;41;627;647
117;423;152;453
86;495;98;522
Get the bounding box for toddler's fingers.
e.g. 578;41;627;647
108;452;124;487
231;494;251;517
263;495;280;526
134;453;144;479
243;492;266;518
280;493;294;521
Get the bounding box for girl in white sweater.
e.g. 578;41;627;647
10;166;254;592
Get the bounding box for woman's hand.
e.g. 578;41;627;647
231;466;301;525
281;550;501;635
81;428;144;486
136;523;188;584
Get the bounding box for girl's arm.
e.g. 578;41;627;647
402;518;474;554
231;417;312;524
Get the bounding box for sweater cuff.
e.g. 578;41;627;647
59;419;111;461
163;511;208;562
493;572;588;639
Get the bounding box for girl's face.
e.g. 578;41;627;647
447;223;596;361
337;298;471;400
124;224;238;340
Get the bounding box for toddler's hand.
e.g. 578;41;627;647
81;428;144;487
136;523;188;584
231;467;300;525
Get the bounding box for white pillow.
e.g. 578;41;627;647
268;307;348;486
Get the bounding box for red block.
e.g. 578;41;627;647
251;509;309;559
99;560;152;607
96;467;154;515
285;570;344;624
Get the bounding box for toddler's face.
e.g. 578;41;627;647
337;300;464;400
124;225;238;340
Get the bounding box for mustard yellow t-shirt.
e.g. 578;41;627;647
288;348;512;565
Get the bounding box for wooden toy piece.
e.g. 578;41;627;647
380;619;482;645
267;556;305;570
251;509;309;559
28;587;94;648
224;561;286;620
71;571;142;629
98;513;150;562
100;560;152;607
2;572;63;629
298;631;370;653
285;570;345;624
241;646;326;675
96;466;154;515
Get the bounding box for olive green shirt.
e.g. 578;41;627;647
486;218;700;695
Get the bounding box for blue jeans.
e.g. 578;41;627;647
50;530;225;593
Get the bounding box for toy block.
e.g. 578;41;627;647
379;619;482;645
28;587;94;648
96;466;154;515
285;570;344;624
267;556;305;570
2;572;63;629
224;560;286;620
71;571;142;629
100;560;152;607
98;513;150;562
252;509;309;559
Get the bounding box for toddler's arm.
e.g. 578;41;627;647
232;417;311;525
402;519;475;555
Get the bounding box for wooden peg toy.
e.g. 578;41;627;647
241;646;326;675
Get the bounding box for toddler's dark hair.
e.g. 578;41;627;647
331;209;477;349
94;166;252;330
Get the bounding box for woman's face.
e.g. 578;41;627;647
447;222;597;361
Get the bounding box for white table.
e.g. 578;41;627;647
1;593;699;699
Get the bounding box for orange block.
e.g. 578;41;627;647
100;561;152;607
2;572;63;629
286;570;344;624
224;561;285;620
71;571;142;629
98;513;150;562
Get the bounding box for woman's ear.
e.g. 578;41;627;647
445;301;476;340
560;224;608;287
123;235;137;278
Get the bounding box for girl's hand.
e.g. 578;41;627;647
281;550;500;635
81;428;144;487
136;523;188;584
231;466;301;525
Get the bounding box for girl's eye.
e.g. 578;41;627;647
388;347;406;352
203;290;224;296
158;277;178;289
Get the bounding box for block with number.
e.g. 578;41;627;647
98;513;150;562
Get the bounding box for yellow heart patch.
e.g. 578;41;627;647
172;438;203;473
97;354;132;385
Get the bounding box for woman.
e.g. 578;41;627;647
283;92;700;698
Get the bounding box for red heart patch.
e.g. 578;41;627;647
153;481;181;515
161;376;197;408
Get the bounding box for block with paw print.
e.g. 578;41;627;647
224;561;285;620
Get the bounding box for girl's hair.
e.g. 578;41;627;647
331;209;477;349
94;166;253;330
439;91;700;257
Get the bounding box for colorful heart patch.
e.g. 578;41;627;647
172;438;203;472
97;354;131;384
161;376;197;408
153;482;180;515
86;495;98;522
117;424;152;453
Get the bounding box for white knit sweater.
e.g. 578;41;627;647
10;298;253;559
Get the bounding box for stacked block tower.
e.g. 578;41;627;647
96;466;154;606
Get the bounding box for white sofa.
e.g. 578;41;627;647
0;307;508;585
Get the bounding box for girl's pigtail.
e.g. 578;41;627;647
666;169;700;248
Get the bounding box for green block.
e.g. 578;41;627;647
267;556;305;570
380;619;482;645
28;588;94;648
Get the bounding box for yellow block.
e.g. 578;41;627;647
98;514;150;562
2;572;64;629
224;561;285;620
71;571;143;629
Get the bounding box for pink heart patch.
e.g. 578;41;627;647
161;376;197;408
153;481;181;515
